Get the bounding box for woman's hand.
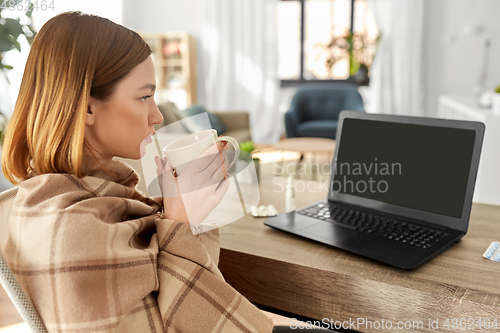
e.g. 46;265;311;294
154;142;230;227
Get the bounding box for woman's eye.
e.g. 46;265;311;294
141;95;152;102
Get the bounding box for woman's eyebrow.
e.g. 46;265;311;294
139;83;156;91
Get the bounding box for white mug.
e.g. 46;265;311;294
162;129;239;175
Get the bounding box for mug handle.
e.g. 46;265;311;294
215;136;240;167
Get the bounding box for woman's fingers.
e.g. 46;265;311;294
187;142;228;175
155;156;163;175
217;177;230;193
156;157;180;198
216;141;226;151
185;146;217;174
155;156;174;176
155;156;166;197
205;148;228;179
211;152;229;181
198;142;220;159
196;141;228;162
212;177;230;205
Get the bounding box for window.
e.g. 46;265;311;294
277;0;379;86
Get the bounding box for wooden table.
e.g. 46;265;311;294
273;138;336;180
218;175;500;333
273;137;336;154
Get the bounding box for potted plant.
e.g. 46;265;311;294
0;2;37;68
320;28;379;85
238;141;260;184
0;110;6;145
0;0;37;137
0;1;36;190
492;85;500;115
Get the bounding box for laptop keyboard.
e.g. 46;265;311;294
297;202;449;250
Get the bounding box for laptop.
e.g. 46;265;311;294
265;111;484;269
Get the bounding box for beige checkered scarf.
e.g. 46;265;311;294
3;157;273;332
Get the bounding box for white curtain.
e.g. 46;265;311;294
368;0;425;116
199;0;280;143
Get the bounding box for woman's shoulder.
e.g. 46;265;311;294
15;159;162;212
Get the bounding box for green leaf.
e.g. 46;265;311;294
26;3;33;17
13;38;20;51
25;24;36;45
0;31;21;52
0;38;16;52
240;141;256;153
4;18;23;39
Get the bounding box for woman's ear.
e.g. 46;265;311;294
86;97;98;126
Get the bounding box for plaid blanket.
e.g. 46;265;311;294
2;157;273;332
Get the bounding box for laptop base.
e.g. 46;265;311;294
265;202;463;270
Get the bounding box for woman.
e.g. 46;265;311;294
1;11;273;332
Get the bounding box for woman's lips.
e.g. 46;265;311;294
145;135;153;143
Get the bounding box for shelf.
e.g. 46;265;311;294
140;32;197;109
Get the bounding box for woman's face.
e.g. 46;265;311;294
85;56;164;160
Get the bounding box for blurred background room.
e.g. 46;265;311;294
2;0;500;202
1;0;500;330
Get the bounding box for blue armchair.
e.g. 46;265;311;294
284;83;364;139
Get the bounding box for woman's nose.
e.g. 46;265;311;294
151;104;164;125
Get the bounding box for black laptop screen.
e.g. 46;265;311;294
332;118;476;218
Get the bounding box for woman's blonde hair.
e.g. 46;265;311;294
1;11;152;184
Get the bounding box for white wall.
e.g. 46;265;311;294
424;0;500;116
123;0;204;35
31;0;123;29
122;0;205;105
